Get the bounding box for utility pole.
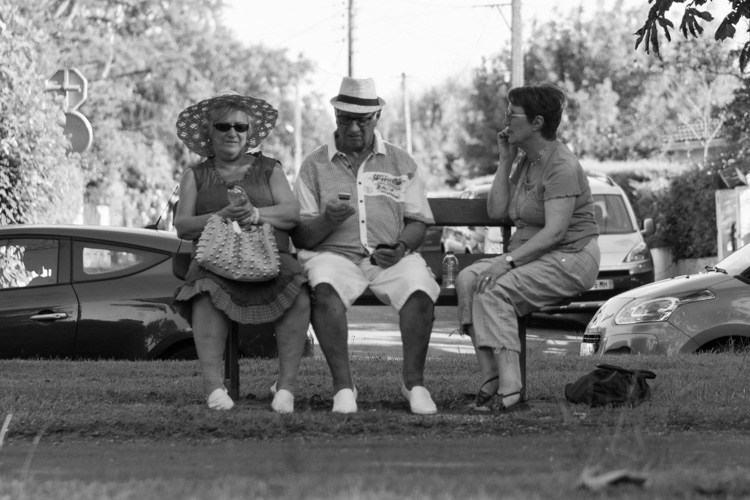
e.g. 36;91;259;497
347;0;355;77
401;73;412;154
511;0;523;87
294;79;302;176
480;2;523;87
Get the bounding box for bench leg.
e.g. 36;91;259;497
518;314;527;402
224;321;240;401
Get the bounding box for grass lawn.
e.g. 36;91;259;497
1;351;749;499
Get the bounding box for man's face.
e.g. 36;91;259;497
335;111;379;153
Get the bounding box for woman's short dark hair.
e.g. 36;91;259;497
508;82;567;140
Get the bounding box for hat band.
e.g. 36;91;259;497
335;95;381;106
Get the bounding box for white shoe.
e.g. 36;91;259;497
332;388;357;414
207;388;234;410
401;384;437;415
271;389;294;414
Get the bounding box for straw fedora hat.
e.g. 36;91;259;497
330;77;386;114
176;89;278;157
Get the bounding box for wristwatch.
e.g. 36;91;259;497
505;254;516;269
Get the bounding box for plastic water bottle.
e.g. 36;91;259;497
227;186;251;209
227;186;252;230
442;251;459;288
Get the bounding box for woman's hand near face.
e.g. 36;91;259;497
497;128;518;166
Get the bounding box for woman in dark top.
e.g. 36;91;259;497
174;90;309;413
456;82;600;411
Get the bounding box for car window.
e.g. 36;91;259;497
72;241;168;282
592;194;634;234
0;238;59;289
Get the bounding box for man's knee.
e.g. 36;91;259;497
402;290;434;315
312;283;343;309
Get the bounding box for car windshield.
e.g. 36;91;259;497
592;194;634;234
716;244;750;276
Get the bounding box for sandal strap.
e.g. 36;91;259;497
479;375;499;392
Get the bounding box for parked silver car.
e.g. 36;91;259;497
580;242;750;356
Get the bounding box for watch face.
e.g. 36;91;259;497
505;255;513;262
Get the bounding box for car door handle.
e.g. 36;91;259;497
29;313;69;321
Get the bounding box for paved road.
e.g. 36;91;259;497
326;306;594;358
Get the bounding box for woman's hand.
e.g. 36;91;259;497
217;203;251;223
473;260;512;294
497;128;518;166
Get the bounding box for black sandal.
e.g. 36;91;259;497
497;390;523;411
469;375;499;411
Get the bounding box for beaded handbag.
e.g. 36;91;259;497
195;214;280;282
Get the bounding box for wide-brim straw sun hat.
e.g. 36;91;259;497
176;89;278;157
330;77;386;114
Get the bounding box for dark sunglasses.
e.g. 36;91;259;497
335;113;376;127
213;123;250;133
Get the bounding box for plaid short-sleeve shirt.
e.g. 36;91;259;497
294;130;434;263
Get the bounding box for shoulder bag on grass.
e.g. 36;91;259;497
564;364;656;408
195;214;280;282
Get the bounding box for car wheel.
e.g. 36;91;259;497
165;343;198;360
697;337;750;354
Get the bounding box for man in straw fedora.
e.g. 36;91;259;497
291;77;440;415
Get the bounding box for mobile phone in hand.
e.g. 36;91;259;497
338;192;351;205
370;243;396;265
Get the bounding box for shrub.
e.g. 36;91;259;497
0;5;83;224
584;160;720;260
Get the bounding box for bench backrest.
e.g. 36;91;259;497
172;198;513;283
424;198;511;284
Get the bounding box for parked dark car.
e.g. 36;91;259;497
580;242;750;356
0;224;293;360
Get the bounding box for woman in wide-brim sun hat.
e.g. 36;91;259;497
173;89;311;414
176;90;278;158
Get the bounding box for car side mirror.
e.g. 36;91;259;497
641;218;655;237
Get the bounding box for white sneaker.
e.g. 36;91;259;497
207;388;234;410
332;388;357;414
401;384;437;415
271;389;294;414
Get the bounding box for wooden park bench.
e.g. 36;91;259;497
173;197;529;403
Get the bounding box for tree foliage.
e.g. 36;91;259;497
456;2;739;177
0;3;83;225
635;0;750;71
646;166;721;259
3;0;328;227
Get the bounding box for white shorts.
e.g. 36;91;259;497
297;250;440;312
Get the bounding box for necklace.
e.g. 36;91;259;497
522;142;551;186
528;142;551;168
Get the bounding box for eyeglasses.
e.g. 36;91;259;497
336;113;376;128
213;123;250;133
505;110;527;121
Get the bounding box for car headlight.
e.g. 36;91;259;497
624;242;651;263
614;290;715;324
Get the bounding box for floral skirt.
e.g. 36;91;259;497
173;251;308;325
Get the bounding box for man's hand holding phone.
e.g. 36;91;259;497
323;192;355;225
370;242;406;268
